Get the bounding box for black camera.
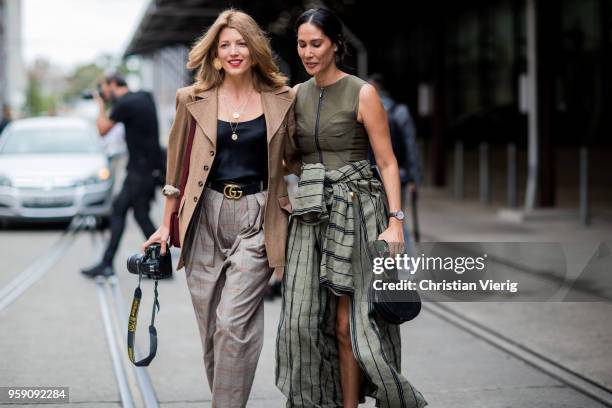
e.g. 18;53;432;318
127;243;172;280
81;83;106;101
97;82;105;101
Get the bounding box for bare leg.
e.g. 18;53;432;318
337;295;362;407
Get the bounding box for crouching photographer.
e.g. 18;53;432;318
125;243;172;366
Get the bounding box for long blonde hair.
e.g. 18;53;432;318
187;9;287;93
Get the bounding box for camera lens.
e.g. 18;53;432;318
126;254;142;275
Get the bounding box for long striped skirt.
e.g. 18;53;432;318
275;197;427;408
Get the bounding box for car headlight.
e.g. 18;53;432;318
0;175;12;187
77;168;111;186
98;167;111;181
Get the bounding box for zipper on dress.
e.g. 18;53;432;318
314;87;325;163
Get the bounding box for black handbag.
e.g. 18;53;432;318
368;240;421;324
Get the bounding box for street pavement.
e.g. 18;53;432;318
0;186;610;407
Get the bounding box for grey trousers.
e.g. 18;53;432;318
185;188;272;408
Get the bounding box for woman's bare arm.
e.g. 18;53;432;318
358;83;404;243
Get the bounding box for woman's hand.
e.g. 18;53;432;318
142;225;170;255
377;219;405;255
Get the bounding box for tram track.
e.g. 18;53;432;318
424;301;612;407
0;217;85;313
88;226;159;408
416;232;612;406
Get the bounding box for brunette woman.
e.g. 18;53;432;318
275;8;427;408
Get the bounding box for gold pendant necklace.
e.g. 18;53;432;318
228;119;239;141
221;88;253;141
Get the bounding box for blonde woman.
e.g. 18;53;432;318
143;9;296;406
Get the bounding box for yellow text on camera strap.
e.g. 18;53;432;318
127;280;160;366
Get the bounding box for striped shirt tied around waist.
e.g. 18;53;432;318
293;160;385;289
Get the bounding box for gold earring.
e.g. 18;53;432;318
213;58;223;71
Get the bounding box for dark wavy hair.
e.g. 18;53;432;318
294;8;347;65
104;72;127;87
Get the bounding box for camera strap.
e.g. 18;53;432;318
127;270;160;367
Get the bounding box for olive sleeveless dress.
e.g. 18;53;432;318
275;75;427;408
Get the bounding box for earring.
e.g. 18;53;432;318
213;58;223;71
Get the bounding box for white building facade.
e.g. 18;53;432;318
0;0;25;115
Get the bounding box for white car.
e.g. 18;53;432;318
0;117;113;225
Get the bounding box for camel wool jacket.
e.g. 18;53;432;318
162;84;300;271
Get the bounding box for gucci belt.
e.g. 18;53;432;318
223;183;243;199
206;180;267;199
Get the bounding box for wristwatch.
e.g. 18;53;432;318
388;210;405;221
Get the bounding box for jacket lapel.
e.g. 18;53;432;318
186;88;217;146
261;87;293;144
186;86;292;146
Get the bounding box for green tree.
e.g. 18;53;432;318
62;55;138;104
62;63;105;102
24;73;57;116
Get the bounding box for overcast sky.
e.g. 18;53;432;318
23;0;149;69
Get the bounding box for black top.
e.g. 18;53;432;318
208;115;268;183
110;91;163;174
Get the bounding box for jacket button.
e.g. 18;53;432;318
203;165;209;171
210;151;215;156
193;196;198;202
198;181;203;187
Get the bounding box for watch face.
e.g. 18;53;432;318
391;210;405;220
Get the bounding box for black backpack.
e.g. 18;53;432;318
368;102;409;184
388;102;408;172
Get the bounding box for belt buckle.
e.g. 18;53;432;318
223;183;243;199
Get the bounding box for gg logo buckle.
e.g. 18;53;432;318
223;183;243;199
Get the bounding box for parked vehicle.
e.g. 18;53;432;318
0;117;113;226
